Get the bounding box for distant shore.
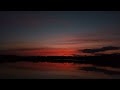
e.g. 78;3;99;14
0;54;120;68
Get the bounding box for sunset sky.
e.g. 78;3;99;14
0;11;120;56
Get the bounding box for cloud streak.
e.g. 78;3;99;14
80;46;120;53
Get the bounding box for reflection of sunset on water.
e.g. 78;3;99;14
0;62;116;79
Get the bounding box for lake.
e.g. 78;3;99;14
0;61;120;79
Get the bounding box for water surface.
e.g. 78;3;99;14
0;61;120;79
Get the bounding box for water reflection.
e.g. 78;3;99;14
0;62;120;79
80;66;120;75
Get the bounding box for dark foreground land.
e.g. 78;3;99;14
0;54;120;68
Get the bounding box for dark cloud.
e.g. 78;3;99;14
80;46;120;53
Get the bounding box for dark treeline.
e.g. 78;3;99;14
0;53;120;68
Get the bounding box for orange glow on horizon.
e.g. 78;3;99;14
2;48;77;56
1;48;120;56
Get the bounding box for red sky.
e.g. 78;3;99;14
0;11;120;56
